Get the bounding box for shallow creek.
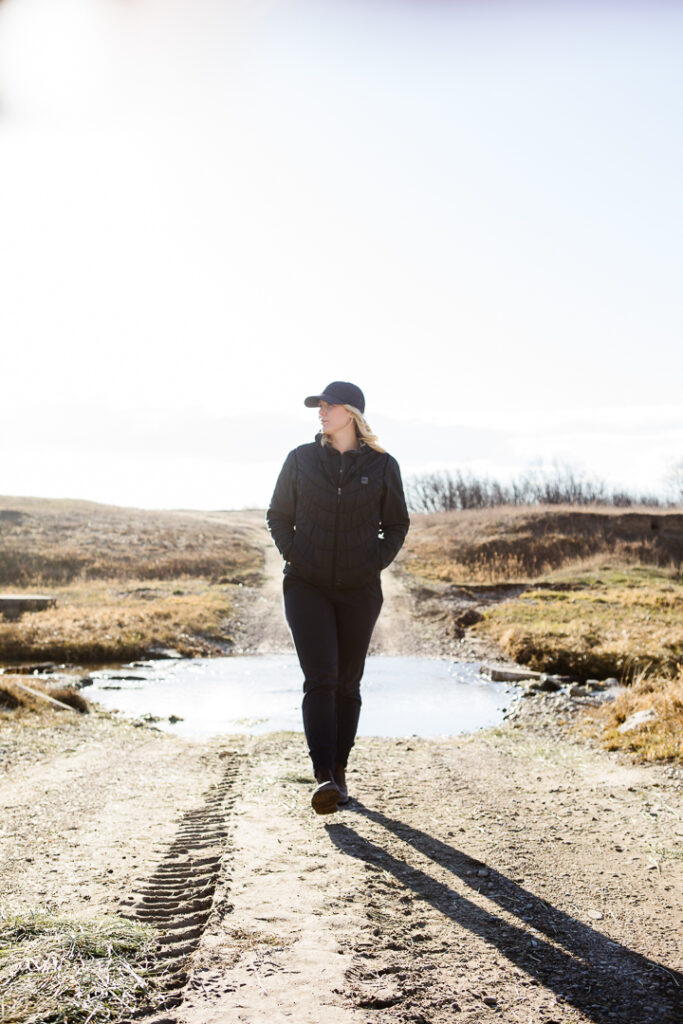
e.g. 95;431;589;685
85;656;515;740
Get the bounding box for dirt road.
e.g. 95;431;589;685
1;522;682;1023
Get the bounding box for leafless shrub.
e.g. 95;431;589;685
666;457;683;505
406;465;671;514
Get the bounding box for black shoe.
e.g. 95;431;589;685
334;765;350;805
311;779;341;815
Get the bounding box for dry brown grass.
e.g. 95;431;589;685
0;497;262;585
402;507;683;761
47;686;91;713
0;685;21;710
474;567;683;681
401;506;683;584
0;580;236;663
584;669;683;761
0;677;89;715
0;909;170;1024
0;497;263;664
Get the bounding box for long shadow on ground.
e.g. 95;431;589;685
327;803;683;1024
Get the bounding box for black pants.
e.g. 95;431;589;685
283;574;383;774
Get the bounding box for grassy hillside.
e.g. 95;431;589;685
401;506;683;584
0;497;263;663
402;506;683;760
401;507;683;679
0;496;261;585
476;566;682;679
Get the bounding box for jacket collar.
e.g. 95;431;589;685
315;432;365;457
315;433;367;488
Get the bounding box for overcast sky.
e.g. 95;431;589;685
1;0;681;509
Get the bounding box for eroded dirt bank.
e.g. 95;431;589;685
1;523;682;1024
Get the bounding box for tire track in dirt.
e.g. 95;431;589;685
104;525;681;1024
121;740;683;1024
119;752;242;1022
171;734;373;1024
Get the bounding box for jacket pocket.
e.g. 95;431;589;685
286;533;304;569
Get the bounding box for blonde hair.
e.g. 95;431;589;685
320;404;386;453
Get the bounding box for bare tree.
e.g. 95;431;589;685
406;464;667;514
665;457;683;505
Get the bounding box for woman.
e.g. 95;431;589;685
267;381;410;814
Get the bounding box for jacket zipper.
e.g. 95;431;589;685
331;459;343;587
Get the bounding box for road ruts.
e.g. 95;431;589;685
324;744;683;1024
118;752;242;1023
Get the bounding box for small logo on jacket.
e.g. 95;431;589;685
361;477;368;484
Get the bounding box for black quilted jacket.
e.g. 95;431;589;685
266;436;410;589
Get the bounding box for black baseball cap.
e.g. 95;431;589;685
304;381;365;413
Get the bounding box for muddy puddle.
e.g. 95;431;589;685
84;656;515;740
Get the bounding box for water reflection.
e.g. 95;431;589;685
85;655;514;740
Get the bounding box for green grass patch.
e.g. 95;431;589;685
474;566;683;680
0;911;170;1024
